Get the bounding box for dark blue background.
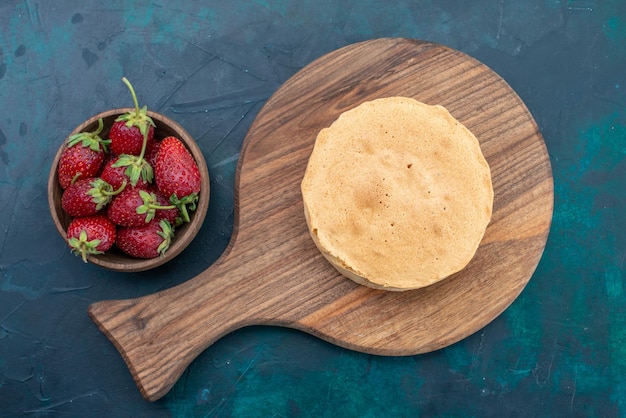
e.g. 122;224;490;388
1;1;625;416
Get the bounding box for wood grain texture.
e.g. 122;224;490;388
88;38;553;401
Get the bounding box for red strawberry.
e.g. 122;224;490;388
100;155;150;190
107;187;149;227
57;118;110;189
154;136;201;222
109;77;155;187
109;77;155;156
61;177;123;217
116;219;174;259
144;139;161;168
109;121;154;156
66;215;116;262
107;187;178;227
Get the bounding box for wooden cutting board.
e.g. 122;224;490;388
88;38;553;401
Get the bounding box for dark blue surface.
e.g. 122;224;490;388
1;1;625;416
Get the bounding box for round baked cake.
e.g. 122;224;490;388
301;97;493;291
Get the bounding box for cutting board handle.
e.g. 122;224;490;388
88;255;255;402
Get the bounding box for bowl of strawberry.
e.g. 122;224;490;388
48;78;210;272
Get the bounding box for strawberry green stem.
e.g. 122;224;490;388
93;117;104;135
138;130;148;161
121;77;140;115
120;77;150;165
149;203;176;210
169;193;198;223
114;77;156;186
136;190;177;223
70;172;82;186
102;180;127;196
87;179;126;210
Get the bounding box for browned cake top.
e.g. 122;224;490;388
301;97;493;291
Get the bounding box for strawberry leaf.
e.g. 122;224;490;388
136;190;156;222
156;220;174;256
112;154;154;187
68;230;104;263
169;193;199;223
86;178;116;211
67;118;110;153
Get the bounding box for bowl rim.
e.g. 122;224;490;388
48;108;210;272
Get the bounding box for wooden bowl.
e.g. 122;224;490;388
48;108;210;272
